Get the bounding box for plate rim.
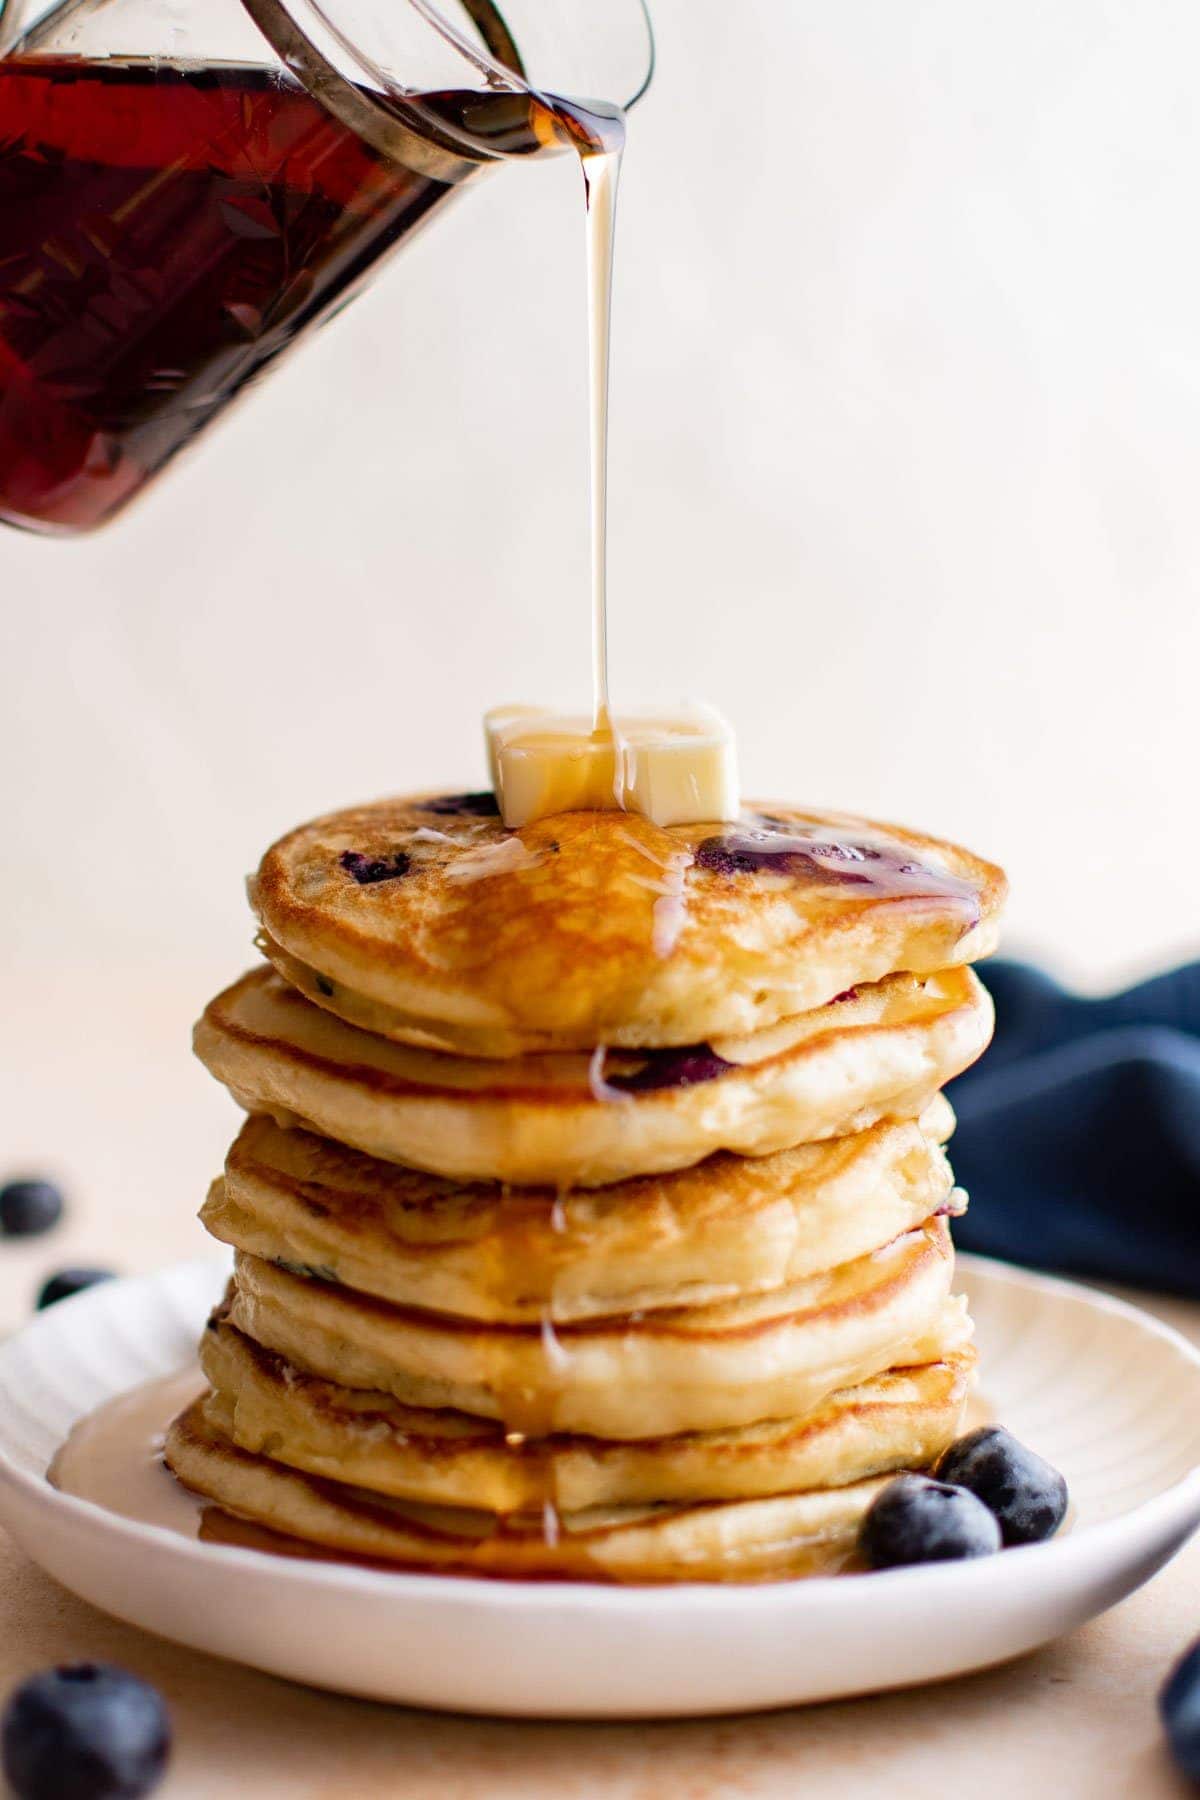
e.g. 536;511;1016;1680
1;1249;1199;1615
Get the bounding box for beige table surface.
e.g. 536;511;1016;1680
1;968;1198;1799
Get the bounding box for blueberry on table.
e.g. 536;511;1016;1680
936;1427;1069;1546
1162;1642;1200;1781
0;1180;64;1238
1;1663;171;1800
859;1474;1002;1569
36;1269;115;1311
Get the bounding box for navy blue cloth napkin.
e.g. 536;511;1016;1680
947;960;1200;1298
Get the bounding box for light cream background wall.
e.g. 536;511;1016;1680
1;2;1197;1261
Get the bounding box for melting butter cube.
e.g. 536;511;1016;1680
486;705;739;829
620;707;741;829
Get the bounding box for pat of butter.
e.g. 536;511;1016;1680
486;704;739;829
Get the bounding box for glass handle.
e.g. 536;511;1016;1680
0;0;27;51
239;0;501;179
2;0;105;54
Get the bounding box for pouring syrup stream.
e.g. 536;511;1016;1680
580;116;623;731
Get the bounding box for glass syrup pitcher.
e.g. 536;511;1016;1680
0;0;652;535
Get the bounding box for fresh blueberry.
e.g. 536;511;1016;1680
1;1663;170;1800
859;1473;1001;1569
936;1427;1068;1546
1161;1641;1200;1781
0;1180;64;1238
36;1269;115;1311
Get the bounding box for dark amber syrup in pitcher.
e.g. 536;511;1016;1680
0;56;620;535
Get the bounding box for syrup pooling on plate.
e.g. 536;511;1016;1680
49;1363;583;1567
50;1369;206;1534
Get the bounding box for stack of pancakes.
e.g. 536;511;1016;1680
167;795;1006;1582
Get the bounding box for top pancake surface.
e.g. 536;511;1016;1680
253;794;1006;1056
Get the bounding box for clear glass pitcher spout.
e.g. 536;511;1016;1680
0;0;652;534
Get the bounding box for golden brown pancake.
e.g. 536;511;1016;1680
201;1315;976;1511
165;1401;892;1582
203;1102;958;1323
251;796;1005;1057
193;965;992;1187
225;1221;968;1439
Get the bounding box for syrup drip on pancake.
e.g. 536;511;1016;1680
530;1183;583;1539
443;839;542;884
696;821;982;920
535;1310;571;1543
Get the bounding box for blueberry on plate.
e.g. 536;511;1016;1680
936;1427;1069;1546
1162;1641;1200;1781
36;1269;115;1311
1;1663;171;1800
858;1473;1002;1569
0;1180;64;1239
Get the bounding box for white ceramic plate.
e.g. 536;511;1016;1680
0;1252;1198;1719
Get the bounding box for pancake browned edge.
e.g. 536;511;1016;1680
200;1099;958;1323
192;964;993;1187
200;1314;977;1512
164;1401;893;1583
251;797;1007;1056
223;1220;968;1439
